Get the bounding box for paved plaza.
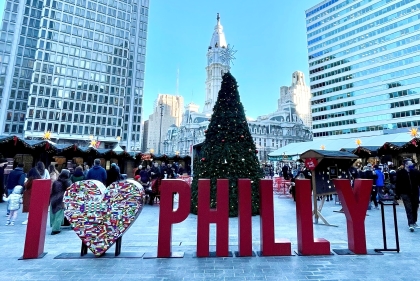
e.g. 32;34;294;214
0;190;419;281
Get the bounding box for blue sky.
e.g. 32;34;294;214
0;0;322;120
143;0;322;120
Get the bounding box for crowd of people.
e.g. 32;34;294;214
134;162;185;206
0;156;125;235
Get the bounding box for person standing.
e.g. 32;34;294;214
48;164;59;184
374;165;385;199
106;163;121;186
5;163;25;215
282;164;290;180
86;159;107;185
0;158;8;203
49;169;72;235
36;161;50;179
21;168;41;225
70;166;85;183
361;163;378;210
396;159;420;232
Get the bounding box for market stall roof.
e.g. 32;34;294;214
300;150;358;160
269;132;414;158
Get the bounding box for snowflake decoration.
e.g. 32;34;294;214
220;44;237;67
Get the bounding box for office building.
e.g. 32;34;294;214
0;0;149;150
146;94;183;154
307;0;420;139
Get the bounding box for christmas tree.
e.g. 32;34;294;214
190;72;263;217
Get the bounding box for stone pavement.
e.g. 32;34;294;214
0;191;419;281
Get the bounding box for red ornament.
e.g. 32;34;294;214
74;144;77;151
240;135;244;138
222;139;225;142
201;157;206;161
45;142;50;150
411;140;418;147
13;136;18;146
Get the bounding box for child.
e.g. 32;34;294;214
3;185;23;226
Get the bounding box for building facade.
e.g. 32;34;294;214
280;71;312;128
146;93;183;154
307;0;420;139
0;0;149;150
162;14;312;161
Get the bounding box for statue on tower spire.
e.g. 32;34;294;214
217;13;220;23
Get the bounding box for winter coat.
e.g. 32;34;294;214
150;166;160;180
396;168;420;199
106;166;121;186
39;169;50;179
50;177;72;214
139;170;150;184
374;169;385;186
3;185;23;211
86;165;107;185
70;169;85;183
6;167;26;191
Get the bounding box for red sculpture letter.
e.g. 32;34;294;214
197;179;229;257
238;179;253;256
157;180;191;257
259;179;291;256
295;179;330;255
333;179;372;254
23;179;51;259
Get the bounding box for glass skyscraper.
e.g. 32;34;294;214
307;0;420;139
0;0;149;150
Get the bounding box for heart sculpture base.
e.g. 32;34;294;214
64;179;144;257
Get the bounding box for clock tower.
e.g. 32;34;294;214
203;14;231;114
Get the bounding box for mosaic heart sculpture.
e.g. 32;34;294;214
63;179;144;256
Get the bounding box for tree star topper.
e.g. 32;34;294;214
220;44;237;67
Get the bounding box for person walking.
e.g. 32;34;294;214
5;163;25;215
3;185;23;225
49;169;72;235
396;159;420;232
86;159;107;185
21;168;41;225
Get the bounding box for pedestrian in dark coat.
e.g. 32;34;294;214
106;163;121;186
396;159;420;232
86;159;107;185
49;169;71;235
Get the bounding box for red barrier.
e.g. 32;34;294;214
157;180;191;257
295;179;330;255
197;179;229;257
259;179;291;256
333;179;372;254
22;179;51;259
238;179;253;256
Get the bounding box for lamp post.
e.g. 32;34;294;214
158;102;164;154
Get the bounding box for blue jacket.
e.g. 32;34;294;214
86;165;107;185
374;169;385;186
6;167;26;191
